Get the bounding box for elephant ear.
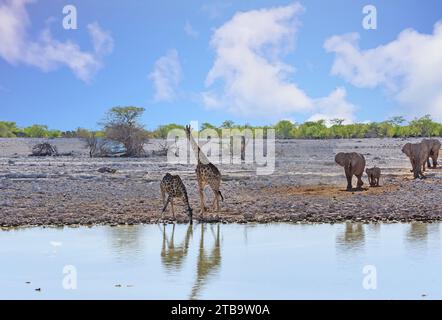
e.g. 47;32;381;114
335;153;347;167
402;143;411;157
435;140;442;152
420;141;430;154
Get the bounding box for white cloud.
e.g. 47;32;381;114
184;21;198;38
149;49;182;102
201;2;231;20
308;87;356;125
325;22;442;120
0;0;113;83
203;3;312;118
202;2;356;123
88;22;114;56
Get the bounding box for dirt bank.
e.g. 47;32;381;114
1;138;441;227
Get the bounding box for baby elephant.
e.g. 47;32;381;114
160;173;193;222
335;152;366;191
366;167;381;187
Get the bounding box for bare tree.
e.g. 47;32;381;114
86;133;100;158
77;129;108;157
30;143;58;156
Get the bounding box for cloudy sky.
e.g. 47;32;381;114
0;0;441;130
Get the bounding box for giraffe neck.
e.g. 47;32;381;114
183;189;192;211
188;130;210;165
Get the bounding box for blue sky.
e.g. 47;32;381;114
0;0;442;130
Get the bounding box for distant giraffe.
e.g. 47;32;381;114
160;173;193;222
185;125;223;215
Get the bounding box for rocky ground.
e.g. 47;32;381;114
1;137;441;227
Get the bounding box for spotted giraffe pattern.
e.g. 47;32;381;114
196;162;223;212
185;125;224;215
160;173;193;221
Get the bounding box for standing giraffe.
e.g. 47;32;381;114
185;125;224;215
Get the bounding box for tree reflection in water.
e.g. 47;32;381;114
107;224;144;261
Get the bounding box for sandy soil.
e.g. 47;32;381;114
1;137;442;227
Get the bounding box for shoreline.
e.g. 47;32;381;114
2;214;442;230
2;138;442;228
2;175;442;228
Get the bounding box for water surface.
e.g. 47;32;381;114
0;222;441;299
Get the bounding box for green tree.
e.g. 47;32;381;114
274;120;295;139
0;121;19;137
388;116;406;126
102;106;148;156
153;123;185;138
330;118;345;126
221;120;235;129
23;125;50;138
409;115;438;137
200;122;217;131
48;130;62;138
295;120;328;139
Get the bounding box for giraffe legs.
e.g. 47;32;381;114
211;193;216;211
160;185;166;219
195;166;222;216
198;187;206;215
162;195;176;220
197;177;208;216
170;198;175;219
162;195;170;219
161;184;166;206
211;189;220;212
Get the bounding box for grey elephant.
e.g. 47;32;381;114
401;142;430;179
335;152;366;191
366;167;381;187
421;139;441;169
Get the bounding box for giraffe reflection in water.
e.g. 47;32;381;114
190;224;221;300
161;224;193;272
159;223;222;300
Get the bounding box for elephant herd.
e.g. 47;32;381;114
402;139;441;179
335;138;441;191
